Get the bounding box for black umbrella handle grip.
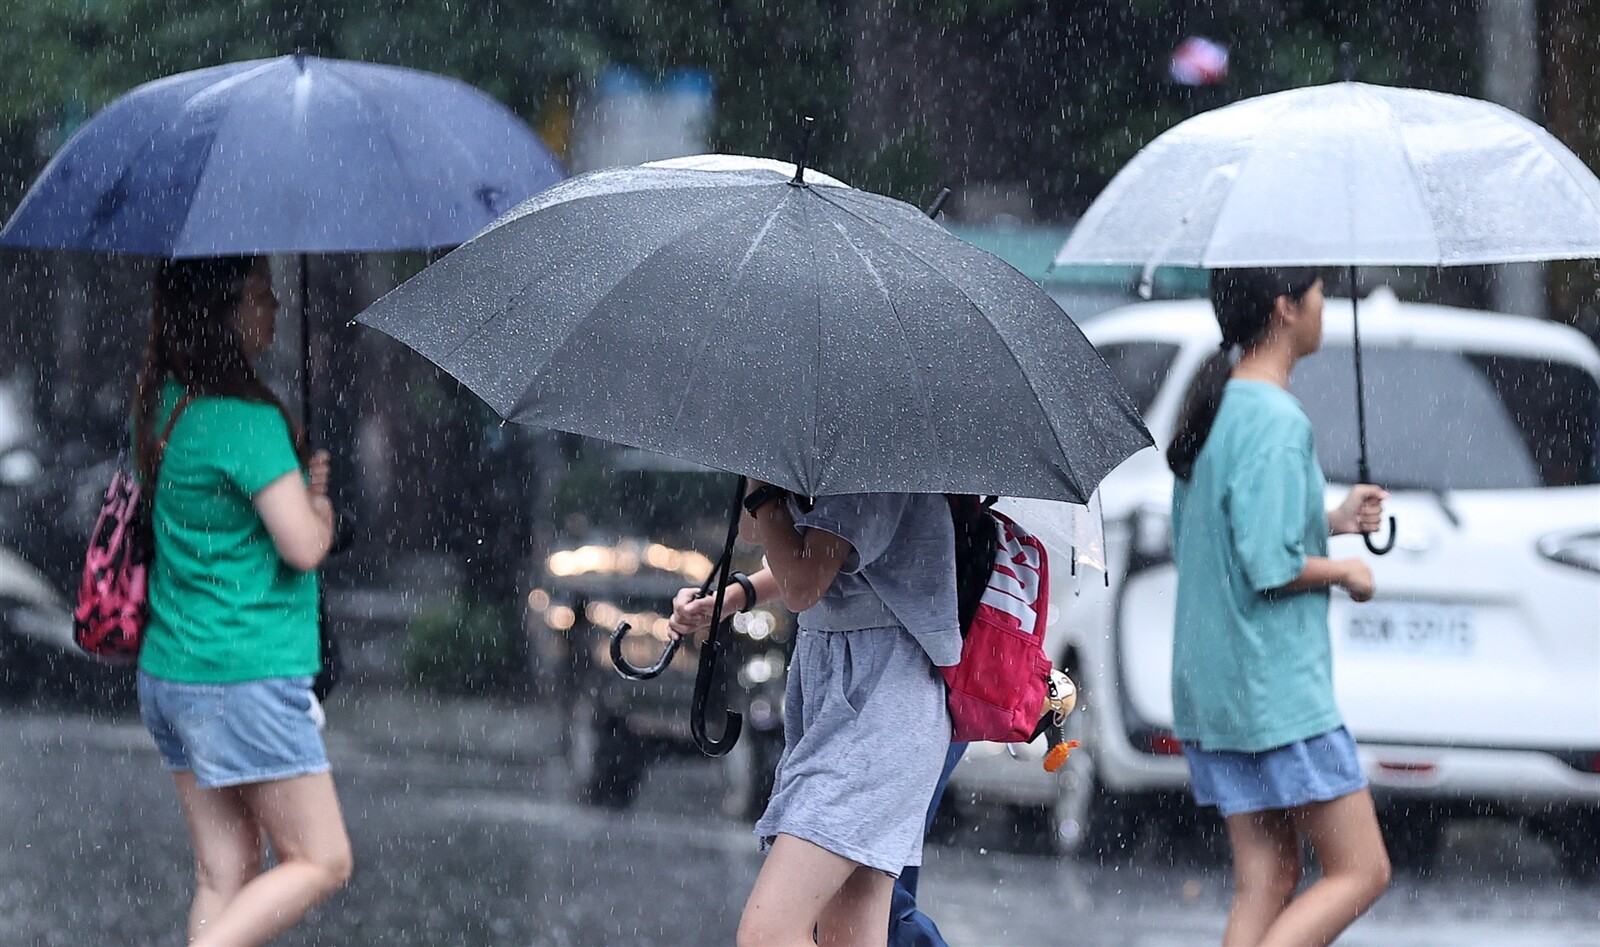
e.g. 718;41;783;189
609;621;682;680
1363;515;1397;556
690;628;743;757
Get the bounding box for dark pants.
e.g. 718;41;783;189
888;741;968;947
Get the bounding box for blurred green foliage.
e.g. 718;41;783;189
0;0;1483;218
549;451;736;543
404;592;523;694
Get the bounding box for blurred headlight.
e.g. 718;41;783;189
1537;529;1600;575
738;652;786;688
0;448;40;487
732;608;778;640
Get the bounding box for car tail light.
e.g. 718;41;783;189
1133;729;1185;755
1554;751;1600;774
1536;529;1600;575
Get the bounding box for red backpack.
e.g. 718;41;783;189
942;497;1054;744
73;395;193;663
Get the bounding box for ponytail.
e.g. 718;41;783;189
1166;267;1321;480
1166;344;1234;480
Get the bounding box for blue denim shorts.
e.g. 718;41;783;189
138;671;330;789
1182;726;1367;817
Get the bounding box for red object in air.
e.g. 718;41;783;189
1171;37;1230;86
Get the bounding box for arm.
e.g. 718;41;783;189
667;567;782;639
253;450;335;572
746;492;853;613
1278;555;1375;601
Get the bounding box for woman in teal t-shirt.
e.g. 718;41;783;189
1168;268;1390;946
132;257;351;947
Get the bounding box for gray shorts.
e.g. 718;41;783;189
755;625;950;875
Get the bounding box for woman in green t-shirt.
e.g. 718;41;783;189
1168;268;1390;947
131;257;351;947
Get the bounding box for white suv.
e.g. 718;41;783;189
949;287;1600;872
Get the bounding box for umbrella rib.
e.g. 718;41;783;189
1374;93;1444;262
827;218;940;472
443;190;744;395
333;67;441;247
806;196;824;492
169;61;288;254
811;189;1082;491
666;194;791;434
485;188;782;421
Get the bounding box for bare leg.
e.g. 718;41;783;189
738;834;860;947
818;866;895;947
188;772;353;947
1222;809;1301;947
173;774;265;942
1258;790;1390;947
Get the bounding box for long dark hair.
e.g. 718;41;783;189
133;256;304;486
1166;267;1321;480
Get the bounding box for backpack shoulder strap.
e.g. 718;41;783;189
151;392;199;485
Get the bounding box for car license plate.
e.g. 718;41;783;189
1345;602;1475;657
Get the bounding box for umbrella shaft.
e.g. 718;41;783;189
300;254;312;433
1349;265;1372;484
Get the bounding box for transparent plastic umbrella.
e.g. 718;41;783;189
1054;76;1600;553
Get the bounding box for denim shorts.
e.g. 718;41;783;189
1182;726;1367;817
138;671;330;789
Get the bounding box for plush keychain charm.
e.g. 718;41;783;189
1041;670;1081;773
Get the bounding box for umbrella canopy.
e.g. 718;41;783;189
359;157;1152;504
1054;80;1600;270
0;54;564;257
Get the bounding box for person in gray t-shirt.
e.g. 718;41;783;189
668;483;957;946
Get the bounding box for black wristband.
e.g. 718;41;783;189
742;484;787;517
729;571;757;612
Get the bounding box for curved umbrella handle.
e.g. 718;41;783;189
690;624;743;757
609;621;682;680
1363;515;1397;556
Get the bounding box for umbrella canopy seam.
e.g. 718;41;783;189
664;194;792;440
806;196;824;493
171;71;279;256
460;195;759;409
1374;89;1444;266
155;60;283;256
811;187;1084;492
827;216;941;487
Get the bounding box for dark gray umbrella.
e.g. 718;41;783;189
359;155;1151;756
359;160;1150;504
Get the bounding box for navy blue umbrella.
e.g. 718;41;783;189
0;54;564;256
0;54;564;698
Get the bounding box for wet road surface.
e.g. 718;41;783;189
3;690;1599;946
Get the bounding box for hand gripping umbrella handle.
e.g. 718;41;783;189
1363;516;1397;555
609;621;681;680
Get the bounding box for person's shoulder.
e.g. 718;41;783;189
1228;382;1311;442
188;395;289;435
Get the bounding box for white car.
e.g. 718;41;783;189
949;287;1600;872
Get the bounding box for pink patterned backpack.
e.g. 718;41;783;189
73;395;194;663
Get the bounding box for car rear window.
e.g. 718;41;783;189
1292;347;1600;489
1096;342;1182;416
